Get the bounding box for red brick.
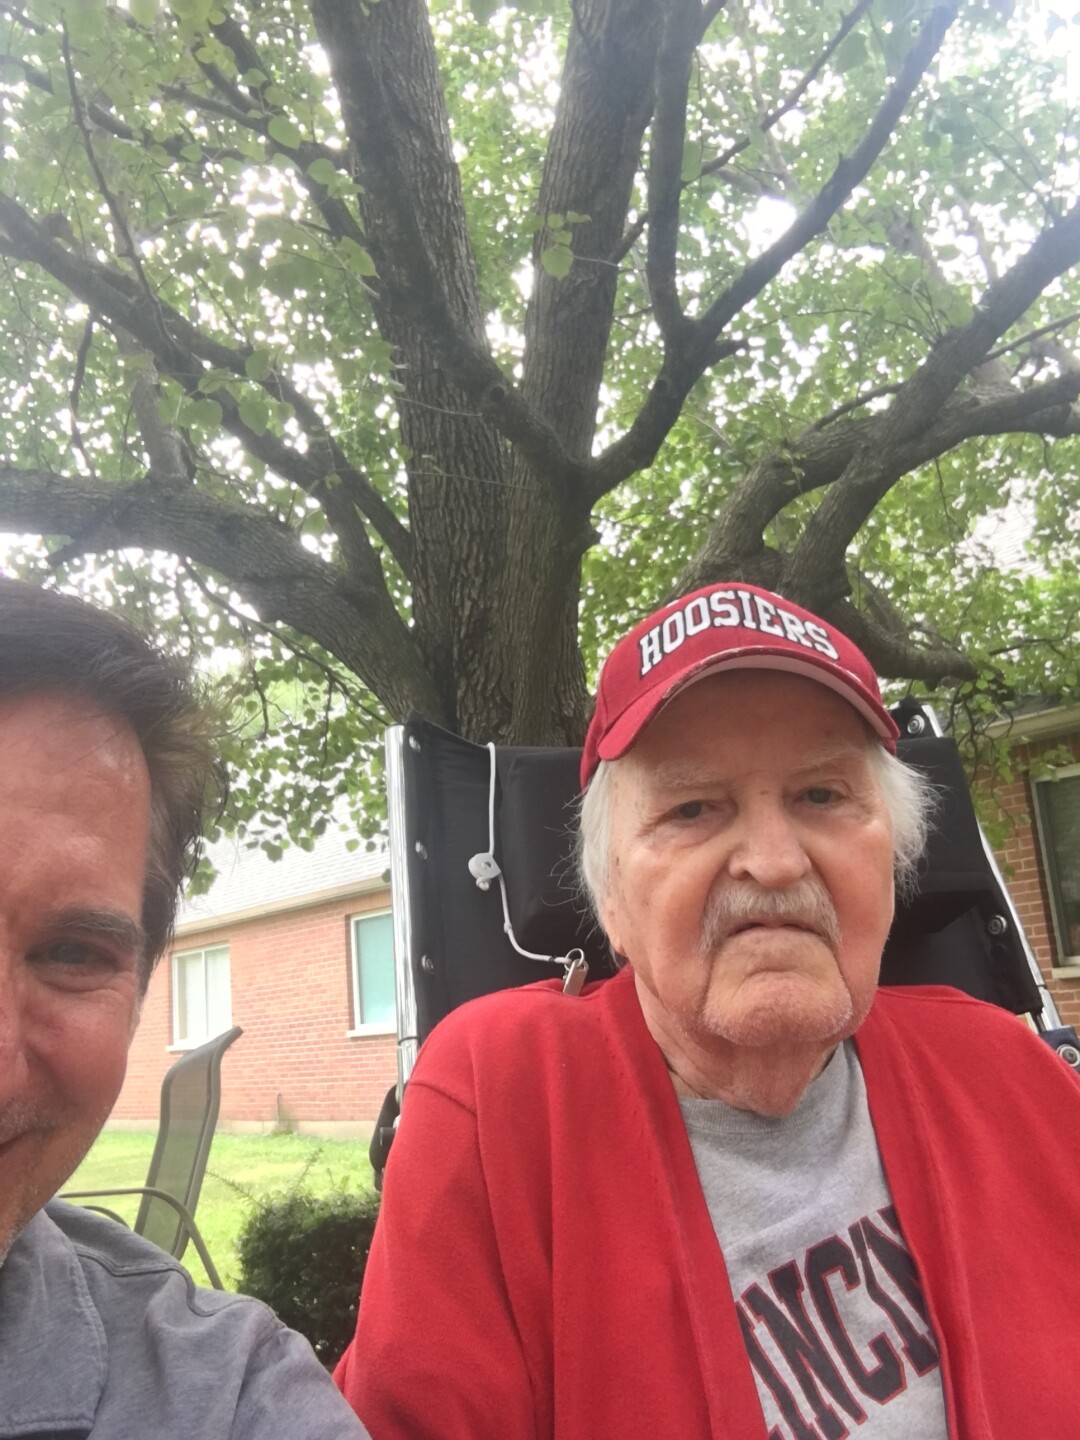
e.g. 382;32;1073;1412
114;889;397;1130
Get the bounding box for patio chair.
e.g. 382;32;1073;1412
62;1024;242;1289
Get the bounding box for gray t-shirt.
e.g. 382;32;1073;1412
680;1042;948;1440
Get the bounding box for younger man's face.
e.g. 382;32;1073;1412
0;693;149;1258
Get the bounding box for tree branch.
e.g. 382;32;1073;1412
0;466;442;722
694;3;958;349
181;559;392;730
609;0;871;268
783;200;1080;603
983;309;1080;367
0;2;44;36
700;0;875;182
60;21;154;301
587;4;960;498
0;191;413;576
309;0;581;489
194;10;373;255
645;0;699;344
679;366;1080;594
826;593;977;686
0;54;246;166
123;349;194;488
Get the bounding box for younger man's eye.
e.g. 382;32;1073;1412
32;940;117;971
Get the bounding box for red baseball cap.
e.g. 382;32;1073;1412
580;582;899;788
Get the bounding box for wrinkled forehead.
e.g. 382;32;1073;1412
635;736;876;791
625;670;879;766
0;691;150;790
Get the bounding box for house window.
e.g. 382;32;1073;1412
172;943;232;1046
350;910;396;1031
1034;764;1080;963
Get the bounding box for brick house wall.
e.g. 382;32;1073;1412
113;882;398;1140
981;717;1080;1030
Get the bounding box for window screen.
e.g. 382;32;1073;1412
351;911;396;1027
1035;768;1080;962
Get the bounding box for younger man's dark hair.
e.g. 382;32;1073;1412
0;578;224;983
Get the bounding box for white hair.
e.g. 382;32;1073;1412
576;742;936;922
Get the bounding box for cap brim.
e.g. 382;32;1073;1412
595;648;900;764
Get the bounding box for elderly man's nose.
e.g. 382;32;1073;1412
728;802;812;887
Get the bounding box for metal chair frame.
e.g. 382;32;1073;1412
63;1024;242;1289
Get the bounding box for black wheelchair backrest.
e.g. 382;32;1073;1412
386;705;1052;1071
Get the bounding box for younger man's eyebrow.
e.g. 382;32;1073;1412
42;907;146;957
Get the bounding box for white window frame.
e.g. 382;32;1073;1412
1033;762;1080;966
348;909;397;1036
170;942;233;1050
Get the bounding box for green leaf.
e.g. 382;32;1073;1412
267;116;303;149
338;236;378;276
944;293;975;328
184;397;224;428
834;32;870;73
130;0;158;24
238;393;269;435
171;0;214;22
681;139;703;183
265;257;317;296
306;157;339;186
244;350;273;381
540;244;573;278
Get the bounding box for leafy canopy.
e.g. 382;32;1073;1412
0;0;1078;854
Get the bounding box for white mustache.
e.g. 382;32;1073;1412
700;878;841;955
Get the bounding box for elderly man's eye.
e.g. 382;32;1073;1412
803;786;838;806
673;800;707;821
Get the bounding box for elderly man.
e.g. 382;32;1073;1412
0;578;369;1439
339;581;1080;1438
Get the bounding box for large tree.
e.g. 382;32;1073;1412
1;0;1078;837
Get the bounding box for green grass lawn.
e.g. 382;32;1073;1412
65;1129;376;1291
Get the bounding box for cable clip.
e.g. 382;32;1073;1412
468;852;502;892
561;950;589;997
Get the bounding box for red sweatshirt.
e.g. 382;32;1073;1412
336;970;1080;1438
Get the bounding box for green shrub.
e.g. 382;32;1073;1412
236;1190;379;1367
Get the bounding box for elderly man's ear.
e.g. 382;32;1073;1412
597;901;627;964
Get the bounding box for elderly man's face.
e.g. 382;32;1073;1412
0;694;149;1258
599;672;895;1056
